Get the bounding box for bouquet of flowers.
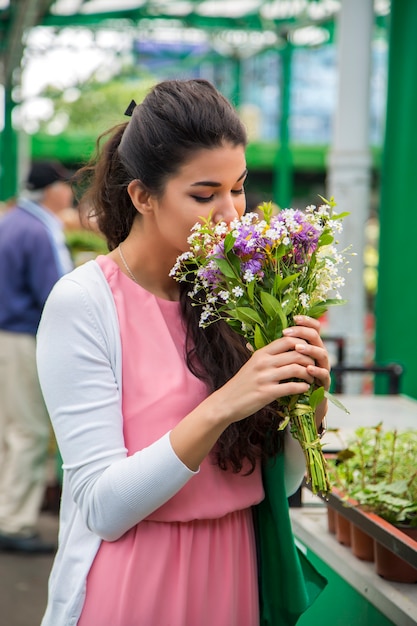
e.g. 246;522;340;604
170;198;350;495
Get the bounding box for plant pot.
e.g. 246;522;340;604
375;525;417;583
327;505;336;534
335;511;351;546
350;523;374;562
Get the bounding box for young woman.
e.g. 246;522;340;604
36;78;330;626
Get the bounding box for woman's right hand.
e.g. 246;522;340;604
170;320;328;472
210;334;315;426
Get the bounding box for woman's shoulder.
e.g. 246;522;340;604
52;258;108;296
61;257;107;283
44;258;114;319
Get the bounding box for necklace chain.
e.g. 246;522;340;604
118;243;138;284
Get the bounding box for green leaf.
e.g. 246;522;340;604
273;273;282;292
305;304;328;319
324;390;350;414
331;211;350;220
324;298;348;307
258;201;274;222
254;324;267;349
223;232;236;254
247;279;255;302
260;291;280;317
318;233;334;246
277;273;299;293
212;257;238;280
283;294;297;316
306;298;347;319
265;316;283;341
231;307;264;326
225;318;245;334
273;244;286;260
260;292;288;329
225;250;242;277
309;386;325;410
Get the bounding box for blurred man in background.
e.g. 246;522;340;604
0;160;73;553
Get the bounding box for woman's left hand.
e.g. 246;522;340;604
282;314;330;427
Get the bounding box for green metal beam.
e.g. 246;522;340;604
374;0;417;398
30;132;382;173
0;0;55;200
0;88;18;201
273;40;293;208
38;5;334;38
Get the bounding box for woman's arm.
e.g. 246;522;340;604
37;277;197;541
170;315;330;473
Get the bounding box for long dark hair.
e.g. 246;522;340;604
75;79;284;473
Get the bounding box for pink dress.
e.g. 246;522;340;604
78;256;264;626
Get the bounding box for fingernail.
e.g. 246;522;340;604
295;343;306;351
283;328;294;335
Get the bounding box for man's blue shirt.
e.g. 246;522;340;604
0;205;66;335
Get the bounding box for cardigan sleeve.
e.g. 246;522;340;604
37;273;196;542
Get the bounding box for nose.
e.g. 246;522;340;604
212;196;243;225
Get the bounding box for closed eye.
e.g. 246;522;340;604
191;195;214;203
191;188;245;203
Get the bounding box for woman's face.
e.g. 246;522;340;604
141;142;247;257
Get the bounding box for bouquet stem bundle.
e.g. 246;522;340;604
170;198;350;496
284;390;331;495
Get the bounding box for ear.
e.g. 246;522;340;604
127;180;154;216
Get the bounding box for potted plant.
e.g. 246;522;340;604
326;425;417;581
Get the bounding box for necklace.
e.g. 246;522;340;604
118;243;138;284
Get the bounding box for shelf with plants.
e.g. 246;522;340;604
323;425;417;580
325;489;417;569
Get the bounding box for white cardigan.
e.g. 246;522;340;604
36;259;305;626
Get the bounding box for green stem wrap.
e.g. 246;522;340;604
288;392;331;496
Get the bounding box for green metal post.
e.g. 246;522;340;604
0;84;18;202
274;40;293;209
374;1;417;397
230;54;241;108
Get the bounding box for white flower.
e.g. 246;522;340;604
334;276;345;288
243;269;255;283
241;213;255;225
214;222;228;236
265;227;282;241
199;303;214;327
232;286;244;298
254;220;267;234
317;204;331;217
219;290;230;302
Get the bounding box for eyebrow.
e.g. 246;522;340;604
190;168;248;188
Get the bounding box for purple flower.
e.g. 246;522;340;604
273;210;320;265
241;257;264;278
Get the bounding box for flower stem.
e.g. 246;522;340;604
288;392;331;496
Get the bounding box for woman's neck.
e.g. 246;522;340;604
112;231;180;301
